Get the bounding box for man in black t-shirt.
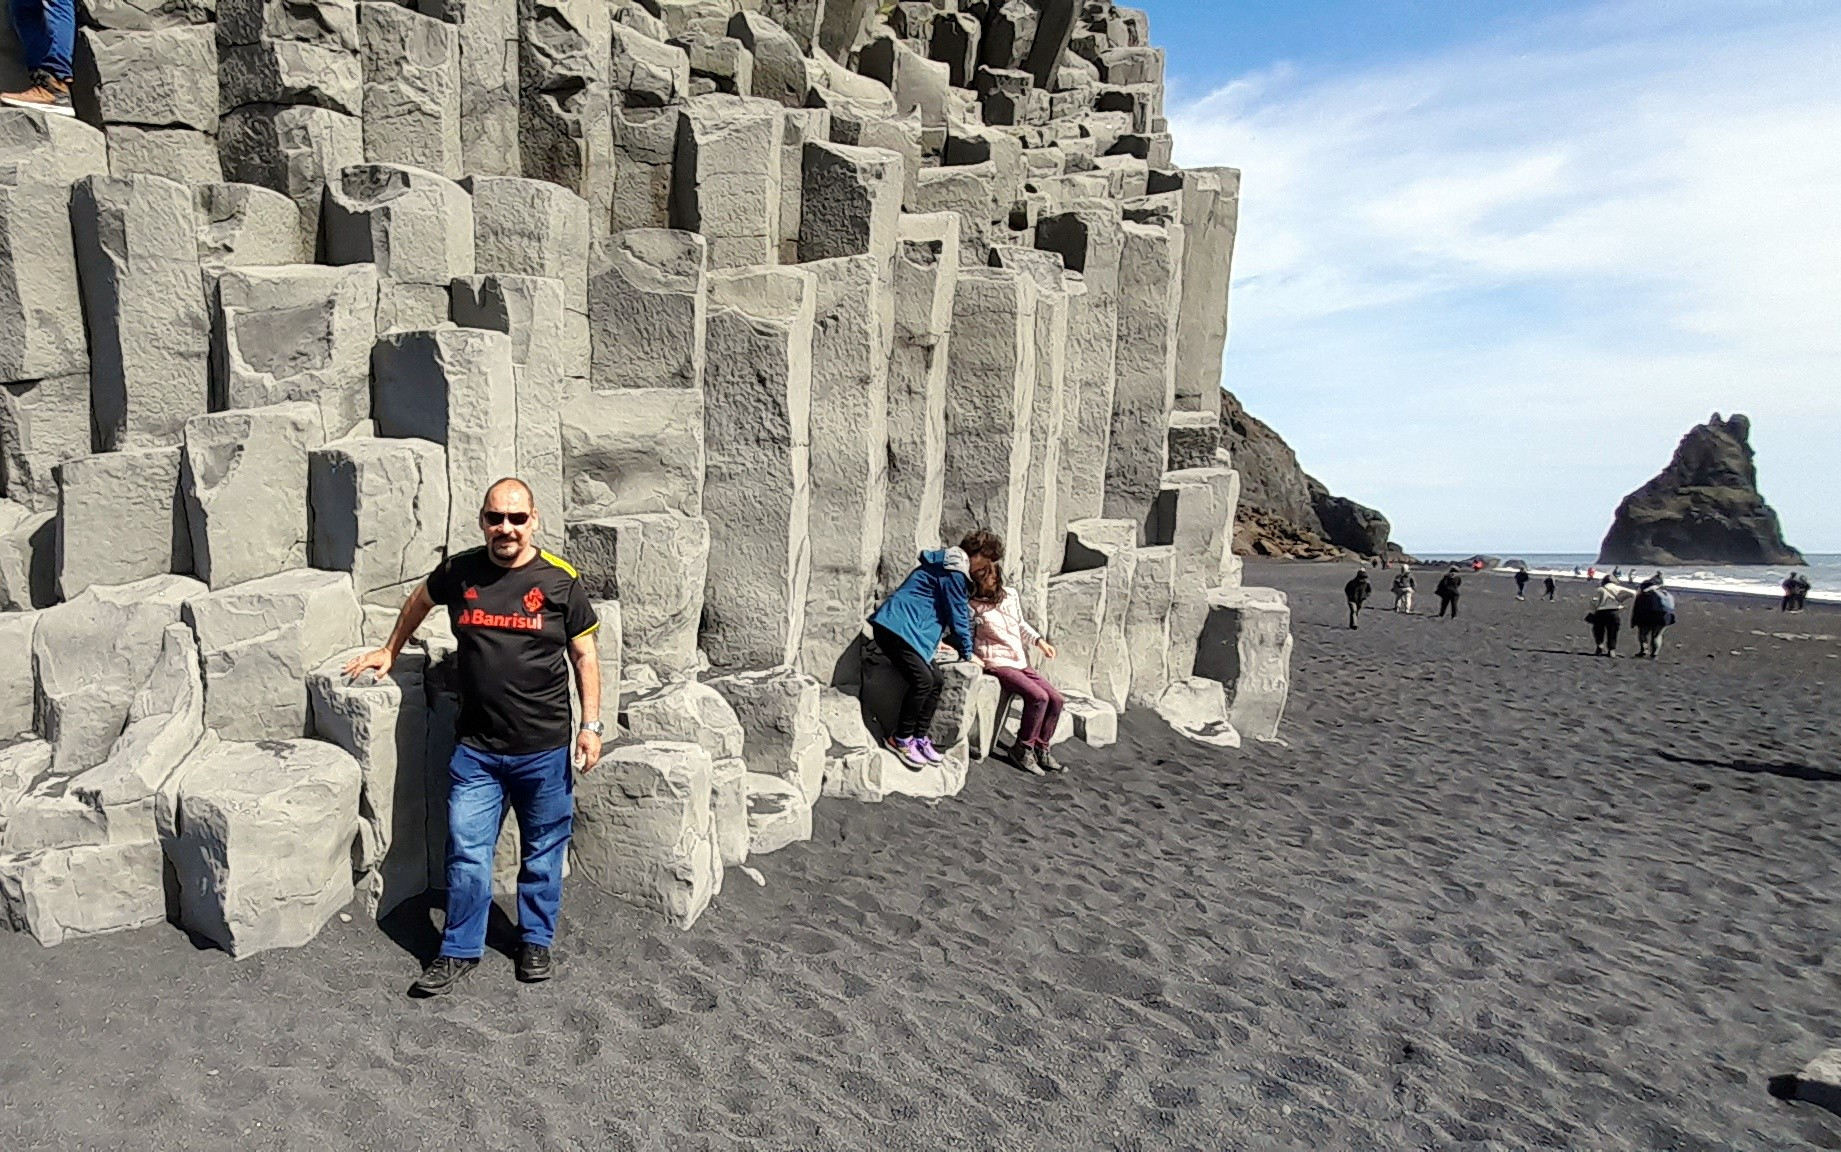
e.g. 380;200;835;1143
345;478;602;996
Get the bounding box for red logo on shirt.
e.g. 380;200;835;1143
463;586;479;601
523;586;546;614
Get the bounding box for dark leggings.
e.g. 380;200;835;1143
1590;610;1621;651
873;625;943;739
1437;593;1458;617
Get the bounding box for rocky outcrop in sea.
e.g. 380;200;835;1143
1598;413;1803;566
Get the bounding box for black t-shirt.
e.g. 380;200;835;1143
426;547;599;754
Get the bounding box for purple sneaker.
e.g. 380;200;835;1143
886;736;928;770
912;737;945;764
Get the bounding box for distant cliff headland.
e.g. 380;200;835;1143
1220;391;1401;561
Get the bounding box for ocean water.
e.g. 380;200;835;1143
1473;554;1841;604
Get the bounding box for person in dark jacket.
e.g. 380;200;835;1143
868;530;1002;768
1435;567;1462;617
1514;568;1530;600
1543;575;1557;601
1344;569;1371;628
1631;575;1676;658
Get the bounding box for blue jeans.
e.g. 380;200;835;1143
441;742;574;959
8;0;76;80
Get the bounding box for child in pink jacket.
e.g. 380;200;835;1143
970;564;1065;775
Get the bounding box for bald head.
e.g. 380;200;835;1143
483;477;534;512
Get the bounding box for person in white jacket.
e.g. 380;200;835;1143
1586;576;1636;656
969;564;1065;776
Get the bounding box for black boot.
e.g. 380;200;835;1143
410;955;478;998
515;944;554;983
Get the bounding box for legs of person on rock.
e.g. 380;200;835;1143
873;623;944;768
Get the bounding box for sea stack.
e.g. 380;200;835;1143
1598;413;1803;566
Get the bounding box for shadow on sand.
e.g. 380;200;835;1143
1657;750;1841;784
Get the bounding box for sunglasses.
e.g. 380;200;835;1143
481;511;532;526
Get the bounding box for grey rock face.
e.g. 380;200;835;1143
743;770;811;855
0;373;90;512
308;436;447;602
708;666;826;805
55;447;190;599
0;501;56;610
452;0;520;177
322;163;474;289
195;181;309;276
1123;543;1174;708
0;840;168;946
1173;167;1237;416
468;175;591;314
799;254;890;684
371;327;518;549
159;736;361;957
878;212;955;593
565;514;707;678
105;125;223;184
672;94;784;269
0;611;38;737
1153;466;1240;676
359;3;463;176
1044;566;1103;699
587;228;707;390
1035;200;1123;525
609;22;691;107
799;140;903;266
218;39;364;117
449;273;573;530
307;647;429;917
701;266;813;671
217;103;363;254
709;754;747;866
1193;586;1291;742
1063;518;1135;710
32;572;203;774
74;27;219;130
609;103;678;231
1103;215;1182;533
81;0;217;30
182;567;364;740
72;173;211;452
211;262;378;439
941;264;1035;546
621;681;744;761
518;0;614;226
727;12;806;108
181;401;322;588
573;740;719;928
0;112;107;386
560;381;705;520
217;0;359;51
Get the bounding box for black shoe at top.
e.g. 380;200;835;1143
410;955;477;998
516;944;554;983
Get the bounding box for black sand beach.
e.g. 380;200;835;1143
3;560;1839;1150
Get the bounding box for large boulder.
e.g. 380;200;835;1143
573;740;719;929
1598;413;1804;566
0;840;167;946
620;681;744;762
707;666;827;805
158;737;362;958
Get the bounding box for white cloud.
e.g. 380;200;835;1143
1170;1;1841;553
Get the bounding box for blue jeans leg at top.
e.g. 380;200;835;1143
9;0;77;79
440;742;574;960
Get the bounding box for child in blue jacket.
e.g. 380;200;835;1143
868;530;1004;768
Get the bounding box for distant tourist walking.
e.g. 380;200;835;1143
1344;568;1371;628
1543;575;1557;601
1514;568;1530;600
1782;571;1810;612
868;531;999;769
344;478;602;997
1435;567;1462;618
1631;575;1676;659
1392;566;1415;613
969;564;1064;775
1586;575;1635;657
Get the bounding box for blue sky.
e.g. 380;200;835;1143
1153;0;1841;553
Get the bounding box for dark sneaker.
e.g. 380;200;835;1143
409;955;478;998
1036;746;1065;773
0;72;74;117
515;944;553;983
1012;745;1045;776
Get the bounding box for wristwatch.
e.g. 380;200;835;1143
579;720;606;736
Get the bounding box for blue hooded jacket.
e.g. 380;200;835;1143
868;548;974;660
